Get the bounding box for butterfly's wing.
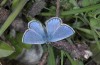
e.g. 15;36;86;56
46;17;75;42
22;29;46;44
45;17;61;38
50;25;75;42
22;21;46;44
28;20;45;35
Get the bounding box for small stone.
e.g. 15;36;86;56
16;45;43;65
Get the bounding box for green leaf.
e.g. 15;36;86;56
81;0;100;7
90;18;100;38
65;52;84;65
90;44;100;64
88;9;100;19
12;0;20;10
0;41;14;58
47;45;56;65
76;28;94;39
7;33;32;59
0;0;28;36
90;18;100;29
69;0;79;8
89;18;100;50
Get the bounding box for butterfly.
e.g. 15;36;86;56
22;17;75;44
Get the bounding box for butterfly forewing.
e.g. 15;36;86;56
22;21;47;44
45;17;61;40
28;20;45;36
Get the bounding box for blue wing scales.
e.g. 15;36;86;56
46;17;75;42
45;17;61;39
50;25;75;42
22;29;46;44
28;20;45;36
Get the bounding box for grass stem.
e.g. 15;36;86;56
0;0;28;36
41;4;100;16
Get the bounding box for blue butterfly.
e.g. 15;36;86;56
22;17;75;44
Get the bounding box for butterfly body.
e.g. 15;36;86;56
22;17;75;44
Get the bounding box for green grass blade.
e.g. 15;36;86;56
65;52;84;65
65;52;76;65
0;0;7;7
61;50;64;65
0;0;28;36
90;27;100;50
41;4;100;16
48;45;56;65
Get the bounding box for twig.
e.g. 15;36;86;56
38;52;48;65
56;0;60;17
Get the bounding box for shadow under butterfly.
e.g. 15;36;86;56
22;17;75;44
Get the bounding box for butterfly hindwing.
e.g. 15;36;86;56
22;29;46;44
50;24;75;42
